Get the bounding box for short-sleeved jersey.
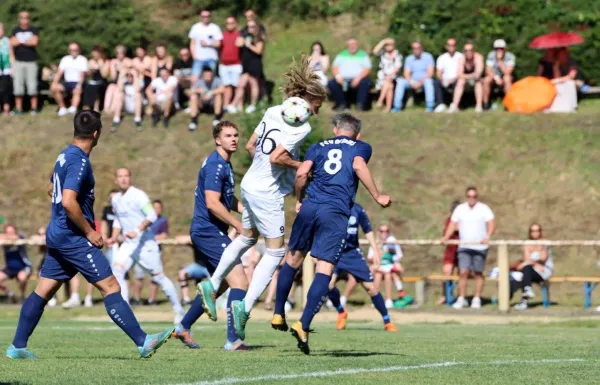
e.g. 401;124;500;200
4;234;31;270
111;186;155;244
191;150;235;234
304;136;372;215
240;105;311;199
345;203;372;251
46;145;96;248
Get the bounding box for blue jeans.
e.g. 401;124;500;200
192;59;217;76
393;78;435;111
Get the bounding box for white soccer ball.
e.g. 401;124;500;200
281;97;311;127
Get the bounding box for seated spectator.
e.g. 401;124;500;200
146;67;177;128
328;38;372;111
437;200;460;305
151;42;173;80
230;20;265;114
51;42;88;116
539;48;578;113
0;224;32;303
372;38;402;112
132;45;153;90
369;224;406;309
188;9;222;79
109;69;143;131
0;23;14;116
82;45;109;111
393;41;435;111
308;41;329;86
173;47;194;109
483;39;515;108
220;16;243;113
103;44;131;113
514;223;553;310
188;66;225;130
434;37;463;112
448;42;484;113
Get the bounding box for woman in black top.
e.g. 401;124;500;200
83;45;110;111
230;21;265;114
537;47;578;83
151;43;173;80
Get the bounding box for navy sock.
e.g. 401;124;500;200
104;292;147;347
227;288;246;342
274;263;298;315
371;293;390;324
12;292;47;348
328;287;345;314
300;273;331;331
181;295;205;330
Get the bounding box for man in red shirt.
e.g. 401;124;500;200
220;16;242;112
437;200;460;305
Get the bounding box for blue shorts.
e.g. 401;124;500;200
63;81;79;94
2;266;31;279
192;59;217;76
288;201;348;265
334;249;373;283
40;241;112;284
190;230;232;274
184;263;211;280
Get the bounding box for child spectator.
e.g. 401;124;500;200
437;200;460;305
369;224;406;309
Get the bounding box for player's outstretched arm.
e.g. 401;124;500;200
270;145;301;170
205;190;243;234
353;157;391;208
62;189;103;247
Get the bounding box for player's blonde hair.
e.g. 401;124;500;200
281;55;327;101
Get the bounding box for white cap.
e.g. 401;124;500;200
493;39;507;49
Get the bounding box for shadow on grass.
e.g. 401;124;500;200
246;344;276;351
313;350;404;358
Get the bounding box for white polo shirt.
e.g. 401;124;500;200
450;201;494;251
59;55;88;83
188;22;223;61
436;51;463;85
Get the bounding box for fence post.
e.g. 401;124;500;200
497;244;510;312
302;252;314;307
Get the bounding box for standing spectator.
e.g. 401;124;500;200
230;20;265;114
393;41;435;111
51;42;88;116
132;45;152;91
188;66;225;130
437;200;460;305
173;47;194;108
514;224;554;310
110;69;143;131
82;45;109;111
151;43;174;80
103;44;131;114
372;38;402;112
0;23;15;116
328;38;372;111
483;39;515;108
441;186;495;310
308;41;329;86
146;67;177;128
242;9;267;36
434;37;463;111
220;16;243;113
10;11;39;115
188;9;222;78
539;48;578;113
448;42;484;113
0;224;32;303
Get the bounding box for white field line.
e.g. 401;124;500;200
172;358;587;385
0;325;224;331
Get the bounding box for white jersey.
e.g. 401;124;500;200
111;186;156;245
240;105;311;199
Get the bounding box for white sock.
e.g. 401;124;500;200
153;274;184;314
71;293;80;302
183;296;191;303
340;295;347;307
113;268;130;304
210;235;256;289
395;280;403;291
244;248;286;313
134;116;142;123
113;117;120;124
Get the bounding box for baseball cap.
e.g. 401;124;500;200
493;39;507;49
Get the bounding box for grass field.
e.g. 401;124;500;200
0;306;599;384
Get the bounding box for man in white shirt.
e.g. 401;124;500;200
188;9;223;80
441;186;495;310
51;42;88;117
107;168;184;323
434;38;463;111
146;68;177;128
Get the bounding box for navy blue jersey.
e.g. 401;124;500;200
345;203;372;251
3;234;31;271
191;150;235;234
46;145;96;248
304;136;372;215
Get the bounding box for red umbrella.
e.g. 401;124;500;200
529;32;584;49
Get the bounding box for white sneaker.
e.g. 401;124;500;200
62;295;81;309
47;297;57;307
57;107;68;117
452;296;467;309
447;104;459;113
188;122;197;131
514;301;528;311
340;295;347;308
84;296;93;308
596;305;600;312
174;310;185;325
434;104;447;113
523;286;535;299
245;105;256;114
475;106;483;113
470;296;482;309
67;106;77;114
212;119;220;128
225;105;238;114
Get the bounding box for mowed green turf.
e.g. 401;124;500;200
0;310;598;385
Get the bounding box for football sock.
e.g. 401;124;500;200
210;235;256;290
395;280;404;291
12;292;46;348
180;295;205;330
152;274;184;314
371;293;391;324
328;287;345;314
103;292;147;347
274;263;298;315
227;288;246;342
300;273;331;331
244;248;285;313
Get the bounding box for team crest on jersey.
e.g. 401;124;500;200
348;216;357;225
56;153;66;167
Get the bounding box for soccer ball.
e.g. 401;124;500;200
281;97;311;127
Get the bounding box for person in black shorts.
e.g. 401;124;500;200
230;20;265;114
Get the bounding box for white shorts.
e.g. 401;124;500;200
241;190;285;239
219;64;243;87
124;95;136;114
112;239;163;276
